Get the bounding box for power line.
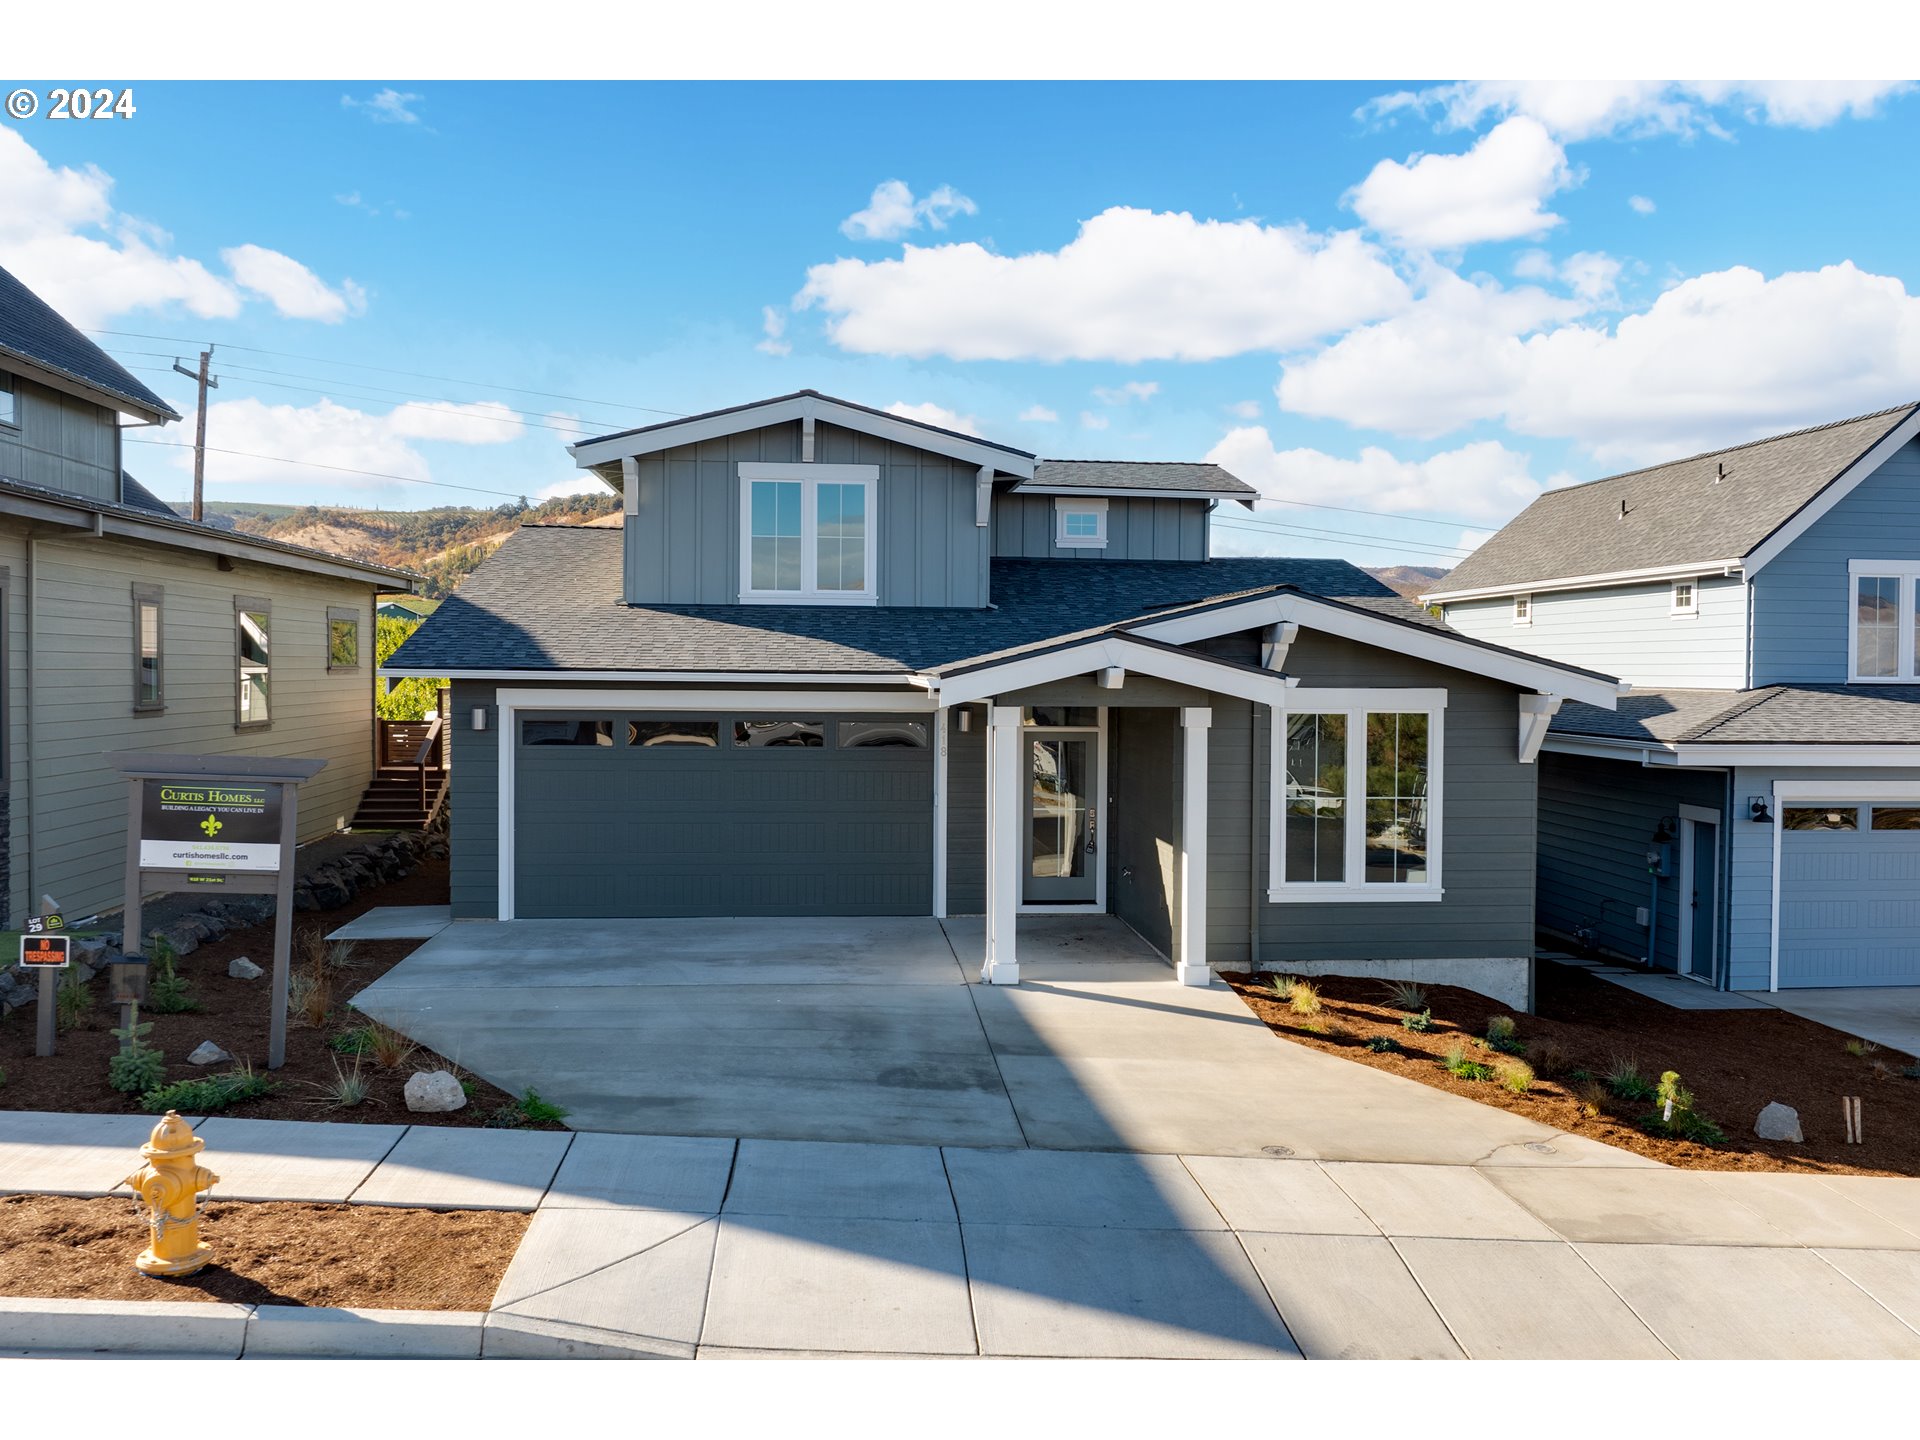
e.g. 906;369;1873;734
1218;511;1475;556
87;326;688;421
1214;517;1469;562
1252;494;1494;534
119;436;589;503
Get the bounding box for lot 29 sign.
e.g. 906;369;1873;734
139;782;283;873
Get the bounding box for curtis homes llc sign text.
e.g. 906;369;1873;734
139;781;283;872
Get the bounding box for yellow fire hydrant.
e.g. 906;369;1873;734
123;1110;218;1277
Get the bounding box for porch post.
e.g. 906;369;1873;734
932;705;949;919
1178;706;1213;987
983;703;1022;985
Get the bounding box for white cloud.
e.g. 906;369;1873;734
1079;411;1109;431
1362;80;1913;142
1280;260;1920;461
222;243;366;323
1092;380;1158;405
0;129;366;329
797;206;1410;362
1018;404;1059;423
840;180;978;241
883;401;981;436
1348;117;1576;251
756;305;791;356
1226;399;1262;419
386;399;524;443
1516;249;1621;305
1207;429;1550;526
1629;194;1657;216
342;88;424;125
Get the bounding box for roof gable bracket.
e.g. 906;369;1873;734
976;466;992;527
1261;621;1299;670
1518;693;1563;764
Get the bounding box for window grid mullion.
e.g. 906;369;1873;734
1345;708;1366;887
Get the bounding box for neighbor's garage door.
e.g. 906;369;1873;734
1778;803;1920;987
512;711;933;919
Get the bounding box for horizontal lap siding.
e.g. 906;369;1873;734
1751;439;1920;685
449;680;499;918
1536;752;1724;968
624;421;988;607
990;493;1208;562
1195;629;1541;966
5;527;376;921
1445;576;1745;688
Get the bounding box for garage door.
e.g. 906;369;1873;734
1778;803;1920;987
512;711;933;919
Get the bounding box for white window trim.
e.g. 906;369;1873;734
1512;593;1532;626
737;462;879;606
1054;495;1109;549
0;372;17;430
1847;559;1920;683
1267;688;1447;904
1669;578;1699;618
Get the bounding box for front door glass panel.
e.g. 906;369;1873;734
1024;733;1097;903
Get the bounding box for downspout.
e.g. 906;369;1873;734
1248;704;1261;971
23;532;33;910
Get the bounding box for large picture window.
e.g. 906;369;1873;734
738;463;878;604
1270;692;1444;902
1849;561;1920;682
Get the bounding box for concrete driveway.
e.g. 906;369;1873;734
352;913;1644;1164
1740;988;1920;1059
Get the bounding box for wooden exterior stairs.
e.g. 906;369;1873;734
352;694;451;831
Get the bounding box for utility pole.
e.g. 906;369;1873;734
172;346;219;521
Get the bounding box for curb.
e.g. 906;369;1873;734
0;1296;489;1360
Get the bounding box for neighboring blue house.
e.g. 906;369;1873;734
1430;404;1920;993
386;390;1618;1007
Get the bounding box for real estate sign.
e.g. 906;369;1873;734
138;780;283;872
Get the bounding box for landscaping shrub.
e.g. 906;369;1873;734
1286;979;1323;1019
1442;1039;1496;1082
1572;1078;1608;1118
55;971;94;1032
1528;1038;1573;1078
1366;1035;1403;1054
1498;1060;1536;1095
1638;1069;1727;1146
367;1023;416;1070
106;1005;165;1096
289;969;333;1028
1844;1038;1881;1059
1379;979;1428;1012
1485;1015;1526;1056
1605;1055;1656;1103
140;1064;274;1115
312;1057;373;1109
146;938;195;1015
329;1024;376;1057
1269;974;1300;1002
1401;1009;1434;1033
519;1088;569;1125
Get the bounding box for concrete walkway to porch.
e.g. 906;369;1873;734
350;911;1643;1165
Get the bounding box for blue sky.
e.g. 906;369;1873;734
4;79;1918;570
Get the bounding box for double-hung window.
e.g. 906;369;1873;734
738;463;878;604
1850;560;1920;681
1269;691;1445;902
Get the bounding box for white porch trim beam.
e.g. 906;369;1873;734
984;704;1022;985
933;706;949;919
934;634;1293;710
1518;694;1563;764
1178;706;1213;986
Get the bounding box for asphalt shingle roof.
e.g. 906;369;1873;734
1023;460;1256;497
1553;685;1920;747
387;525;1501;677
1434;403;1919;595
120;472;177;517
0;265;179;421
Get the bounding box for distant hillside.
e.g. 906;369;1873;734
165;492;622;596
1365;565;1449;600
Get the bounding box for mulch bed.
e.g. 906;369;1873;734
1224;961;1920;1177
0;854;561;1130
0;1194;524;1309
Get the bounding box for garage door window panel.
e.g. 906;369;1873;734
630;719;719;747
734;719;825;748
838;720;929;748
523;718;615;746
1871;807;1920;832
1783;806;1859;832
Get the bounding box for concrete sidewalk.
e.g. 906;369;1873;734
7;1112;1920;1359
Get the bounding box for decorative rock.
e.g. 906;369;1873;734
228;956;263;980
404;1070;467;1113
1755;1101;1804;1143
187;1041;233;1067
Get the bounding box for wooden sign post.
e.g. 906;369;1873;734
22;904;69;1058
109;752;327;1070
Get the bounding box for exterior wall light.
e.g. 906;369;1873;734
472;706;489;732
1749;795;1773;823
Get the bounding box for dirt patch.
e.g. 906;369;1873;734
1224;962;1920;1177
0;854;561;1130
0;1194;523;1309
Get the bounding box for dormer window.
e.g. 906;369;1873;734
1669;579;1698;617
1055;497;1108;549
1850;560;1920;681
0;374;16;429
1512;594;1531;626
738;463;878;605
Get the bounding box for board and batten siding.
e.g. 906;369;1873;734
990;493;1210;562
1535;750;1724;971
0;372;121;505
1194;629;1540;969
1750;437;1920;685
448;680;500;920
1444;574;1745;688
622;419;989;608
2;525;379;922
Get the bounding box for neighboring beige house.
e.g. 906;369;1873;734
0;264;415;926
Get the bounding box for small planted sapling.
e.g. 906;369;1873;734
1401;1009;1435;1033
1485;1015;1526;1056
107;1003;166;1095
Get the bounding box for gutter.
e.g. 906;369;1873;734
1424;559;1746;606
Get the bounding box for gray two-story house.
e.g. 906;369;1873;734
1430;404;1920;993
387;390;1617;1007
0;264;414;928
